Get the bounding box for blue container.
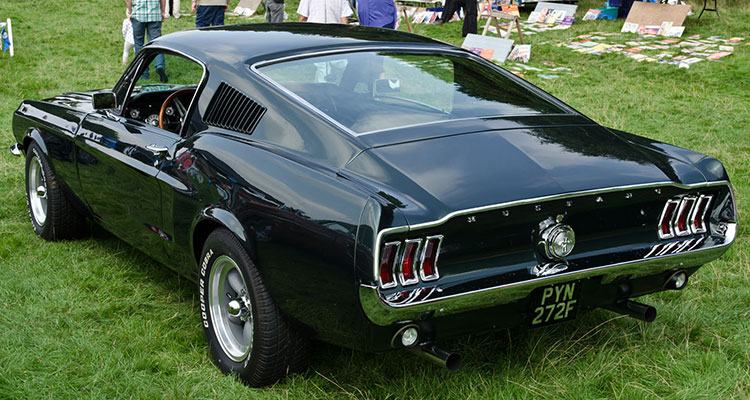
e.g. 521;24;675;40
596;6;619;20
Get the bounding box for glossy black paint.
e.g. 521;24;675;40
11;24;736;352
345;118;711;226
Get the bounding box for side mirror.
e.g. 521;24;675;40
373;78;400;96
92;91;117;110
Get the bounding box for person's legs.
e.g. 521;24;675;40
460;0;477;36
196;6;211;27
210;5;225;25
145;22;167;81
437;0;459;24
173;0;181;17
266;0;284;22
130;18;149;79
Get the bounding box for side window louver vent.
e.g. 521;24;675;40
203;82;266;134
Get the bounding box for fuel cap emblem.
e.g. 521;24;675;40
540;224;575;260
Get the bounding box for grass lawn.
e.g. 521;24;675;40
0;0;748;398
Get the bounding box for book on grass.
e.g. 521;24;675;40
508;44;531;62
583;9;600;21
678;57;703;68
707;52;731;60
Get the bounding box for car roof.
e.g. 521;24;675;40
150;23;454;66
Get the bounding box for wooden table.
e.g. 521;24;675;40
481;10;524;44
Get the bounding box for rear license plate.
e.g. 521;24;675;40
528;280;581;327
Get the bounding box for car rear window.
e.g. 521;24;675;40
256;51;568;134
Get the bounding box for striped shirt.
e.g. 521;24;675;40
131;0;163;22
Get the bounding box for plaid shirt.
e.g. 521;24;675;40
131;0;163;22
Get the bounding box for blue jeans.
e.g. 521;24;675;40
196;6;225;27
130;18;165;78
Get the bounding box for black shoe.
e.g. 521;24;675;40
432;20;445;26
157;68;168;83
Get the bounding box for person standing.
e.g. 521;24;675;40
432;0;477;37
192;0;230;27
297;0;352;23
265;0;285;23
127;0;168;82
357;0;397;28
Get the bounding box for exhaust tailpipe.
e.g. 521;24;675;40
408;344;462;371
604;300;657;322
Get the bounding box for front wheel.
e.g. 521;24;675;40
25;142;85;240
199;229;309;387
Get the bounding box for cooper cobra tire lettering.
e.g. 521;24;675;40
198;229;310;387
199;277;209;328
201;248;213;277
199;249;213;328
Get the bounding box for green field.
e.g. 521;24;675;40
0;0;748;398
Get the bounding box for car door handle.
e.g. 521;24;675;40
104;110;123;122
146;144;169;155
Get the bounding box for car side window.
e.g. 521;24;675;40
122;52;204;136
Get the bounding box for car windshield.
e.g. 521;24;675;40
257;51;568;134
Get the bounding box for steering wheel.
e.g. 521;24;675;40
158;88;196;132
317;94;338;115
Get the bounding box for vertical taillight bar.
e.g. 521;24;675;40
399;239;422;286
419;235;443;281
689;195;712;234
658;200;679;239
673;196;697;236
379;242;400;289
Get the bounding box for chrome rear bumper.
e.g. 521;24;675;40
359;224;736;326
9;143;22;157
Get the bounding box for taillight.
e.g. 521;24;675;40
399;239;421;285
659;195;713;240
379;235;444;288
689;195;712;234
658;200;679;239
379;242;400;289
420;235;443;281
674;196;696;236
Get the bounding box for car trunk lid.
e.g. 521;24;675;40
346;122;706;224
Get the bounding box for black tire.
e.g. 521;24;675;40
198;228;310;387
24;142;85;241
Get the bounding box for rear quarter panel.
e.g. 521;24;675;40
160;130;387;348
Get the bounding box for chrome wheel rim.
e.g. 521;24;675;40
208;255;253;362
28;154;48;226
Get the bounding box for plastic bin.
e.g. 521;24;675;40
596;6;619;20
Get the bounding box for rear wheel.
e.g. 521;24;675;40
25;142;85;240
199;229;309;387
